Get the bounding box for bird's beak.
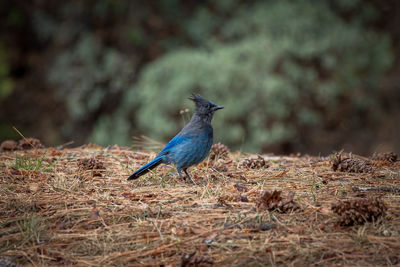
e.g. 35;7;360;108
213;105;224;111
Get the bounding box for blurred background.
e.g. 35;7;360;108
0;0;399;155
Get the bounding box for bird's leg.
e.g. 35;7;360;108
183;168;195;184
177;168;186;182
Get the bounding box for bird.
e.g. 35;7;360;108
127;94;223;184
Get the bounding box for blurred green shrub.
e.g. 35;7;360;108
89;111;132;146
48;34;135;143
102;0;392;152
49;34;134;119
0;42;13;100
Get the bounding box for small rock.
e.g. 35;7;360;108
258;222;275;231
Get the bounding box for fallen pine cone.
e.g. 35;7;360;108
209;143;229;160
256;190;300;213
332;197;387;226
239;155;269;169
1;138;45;151
77;158;105;176
17;138;44;150
371;152;398;163
331;152;373;173
0;140;18;152
211;161;228;172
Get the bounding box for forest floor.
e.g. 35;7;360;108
0;141;399;266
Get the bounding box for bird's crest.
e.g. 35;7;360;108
189;93;213;105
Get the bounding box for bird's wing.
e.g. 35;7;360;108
158;134;196;155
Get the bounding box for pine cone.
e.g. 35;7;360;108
209;143;229;160
239;155;269;169
77;158;105;176
17;138;44;150
371;152;398;163
0;140;18;151
211;161;228;172
331;152;373;173
332;197;387;226
256;190;300;213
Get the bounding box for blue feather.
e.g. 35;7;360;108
127;156;164;180
159;135;194;155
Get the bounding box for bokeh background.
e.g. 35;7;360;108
0;0;399;155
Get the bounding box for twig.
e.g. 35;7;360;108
0;228;19;237
56;141;74;150
12;126;35;149
352;186;400;193
150;220;164;240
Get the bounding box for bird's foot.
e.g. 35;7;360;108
186;177;195;185
183;169;196;185
180;176;196;185
178;172;187;183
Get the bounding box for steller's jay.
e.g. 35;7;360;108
127;94;223;184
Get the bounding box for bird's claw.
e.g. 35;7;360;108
187;178;195;185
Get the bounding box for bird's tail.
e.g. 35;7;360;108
127;156;163;181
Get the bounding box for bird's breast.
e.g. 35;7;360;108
172;130;213;168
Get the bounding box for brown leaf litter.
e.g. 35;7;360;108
0;146;399;266
371;152;398;163
181;252;214;267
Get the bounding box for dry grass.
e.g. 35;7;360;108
0;144;399;266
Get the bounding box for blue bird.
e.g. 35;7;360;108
127;94;223;184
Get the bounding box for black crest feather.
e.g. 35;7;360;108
189;93;210;105
189;93;202;102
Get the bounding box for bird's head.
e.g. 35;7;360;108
189;94;223;119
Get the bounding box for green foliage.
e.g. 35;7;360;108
0;42;13;100
12;154;44;171
104;0;392;152
48;34;135;120
89;111;131;146
12;152;57;172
